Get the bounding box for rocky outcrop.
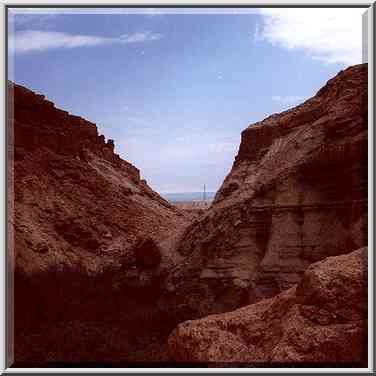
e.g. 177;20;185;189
9;82;187;275
164;64;367;318
9;64;368;366
11;88;140;183
8;82;190;364
167;248;368;366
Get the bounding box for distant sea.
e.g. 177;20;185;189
161;192;216;203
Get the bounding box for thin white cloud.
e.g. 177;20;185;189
257;8;364;66
9;30;164;54
272;95;303;106
10;31;112;53
120;32;163;43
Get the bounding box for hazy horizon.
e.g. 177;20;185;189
8;7;365;193
161;191;216;203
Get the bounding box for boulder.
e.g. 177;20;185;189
167;248;368;366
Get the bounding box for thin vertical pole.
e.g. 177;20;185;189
203;184;206;202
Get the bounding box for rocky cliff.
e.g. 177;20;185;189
164;64;368;318
9;63;368;367
9;81;190;277
9;82;190;364
168;248;368;366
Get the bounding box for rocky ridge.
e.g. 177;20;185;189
9;82;187;275
9;82;190;364
163;64;368;318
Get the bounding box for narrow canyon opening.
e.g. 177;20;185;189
10;63;368;366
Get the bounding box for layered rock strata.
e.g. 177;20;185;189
168;248;368;366
9;63;368;366
164;64;368;317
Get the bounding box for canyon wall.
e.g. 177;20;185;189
164;64;368;318
9;81;189;276
9;82;189;364
9;63;368;366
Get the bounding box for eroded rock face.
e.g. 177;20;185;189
166;64;367;317
9;64;368;366
9;82;187;277
9;82;189;364
167;248;368;366
134;237;162;268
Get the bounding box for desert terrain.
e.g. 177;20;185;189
9;64;368;367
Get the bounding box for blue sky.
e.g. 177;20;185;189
8;8;365;193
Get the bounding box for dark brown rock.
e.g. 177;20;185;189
107;139;115;151
9;81;187;276
9;81;189;364
9;64;368;366
134;237;162;268
167;248;368;366
165;64;368;319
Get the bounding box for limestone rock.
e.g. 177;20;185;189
167;248;368;366
9;81;187;276
168;64;368;318
9;81;189;364
9;64;368;365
